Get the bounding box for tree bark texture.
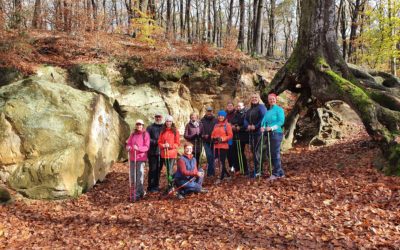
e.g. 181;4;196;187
264;0;400;173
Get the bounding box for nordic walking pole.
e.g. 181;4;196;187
128;149;132;202
237;134;244;174
259;131;264;180
267;132;272;176
164;142;171;189
133;149;137;202
166;177;196;196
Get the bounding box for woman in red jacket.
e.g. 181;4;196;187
158;115;180;191
211;110;233;183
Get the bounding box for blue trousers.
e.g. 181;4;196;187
175;169;204;194
265;132;284;177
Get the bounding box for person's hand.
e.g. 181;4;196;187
197;171;204;177
266;127;272;132
260;127;265;133
164;143;170;148
133;145;139;151
217;137;223;143
203;134;209;139
126;146;131;152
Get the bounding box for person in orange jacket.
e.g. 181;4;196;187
158;115;180;191
211;110;233;183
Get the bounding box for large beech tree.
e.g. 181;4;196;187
262;0;400;172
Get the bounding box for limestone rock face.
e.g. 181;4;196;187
114;83;169;128
0;79;129;199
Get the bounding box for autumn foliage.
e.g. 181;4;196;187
1;126;399;248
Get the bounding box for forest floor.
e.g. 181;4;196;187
1;126;400;249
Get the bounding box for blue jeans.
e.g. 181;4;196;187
175;169;204;194
266;132;284;177
203;142;215;176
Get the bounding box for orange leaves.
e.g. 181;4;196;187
1;133;400;248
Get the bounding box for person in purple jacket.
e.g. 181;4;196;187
126;119;150;201
184;113;203;166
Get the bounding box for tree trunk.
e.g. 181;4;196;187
227;0;234;36
247;1;252;52
11;0;23;29
202;0;207;41
186;0;191;43
267;0;275;57
166;0;172;36
237;0;245;50
388;0;397;76
264;0;400;173
348;0;366;63
253;0;264;54
180;0;184;38
207;0;212;42
32;0;42;29
212;0;217;44
339;0;347;60
195;0;200;41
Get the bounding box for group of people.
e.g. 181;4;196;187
125;93;285;201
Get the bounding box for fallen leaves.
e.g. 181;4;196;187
1;131;400;248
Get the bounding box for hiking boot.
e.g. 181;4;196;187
268;175;284;181
148;187;160;193
199;188;209;193
176;193;185;200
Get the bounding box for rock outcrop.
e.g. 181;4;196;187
0;78;129;199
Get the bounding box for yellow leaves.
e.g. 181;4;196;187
323;199;334;206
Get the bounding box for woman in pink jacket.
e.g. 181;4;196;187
126;119;150;202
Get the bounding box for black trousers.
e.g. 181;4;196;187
147;154;162;190
214;148;229;180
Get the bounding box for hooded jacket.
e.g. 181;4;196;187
126;130;150;161
158;127;180;158
211;121;233;150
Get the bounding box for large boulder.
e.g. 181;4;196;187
115;83;169;129
0;78;129;199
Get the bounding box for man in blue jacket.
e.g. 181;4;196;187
244;93;267;178
261;93;285;180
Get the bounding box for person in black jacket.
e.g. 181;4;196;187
200;106;217;177
225;101;236;173
230;101;249;175
146;113;164;192
244;93;267;178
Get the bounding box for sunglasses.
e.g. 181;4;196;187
155;115;162;118
136;123;144;126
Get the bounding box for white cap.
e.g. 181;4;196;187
165;115;174;122
135;119;144;125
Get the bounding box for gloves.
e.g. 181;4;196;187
213;137;222;143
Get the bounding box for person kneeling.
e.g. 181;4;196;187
174;142;208;199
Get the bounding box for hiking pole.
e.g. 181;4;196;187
267;132;272;176
164;144;171;190
259;131;264;180
133;149;137;202
166;177;196;196
237;134;244;174
128;149;132;202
